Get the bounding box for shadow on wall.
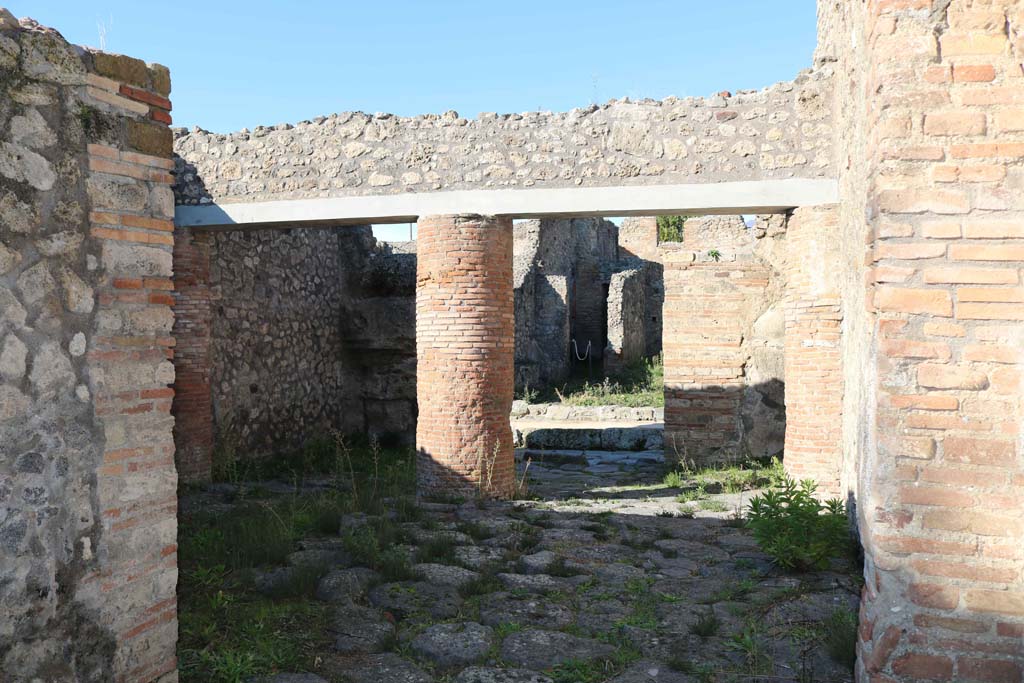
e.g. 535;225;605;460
663;380;786;467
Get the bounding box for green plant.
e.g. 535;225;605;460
493;622;523;639
379;548;415;582
457;520;495;541
676;482;708;504
516;382;539;403
707;249;722;261
824;607;858;670
698;499;730;512
746;477;851;571
690;610;721;637
544;557;581;578
458;570;503;598
727;625;771;675
416;535;457;564
657;215;686;243
662;470;685;488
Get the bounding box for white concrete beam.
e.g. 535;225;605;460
175;178;839;229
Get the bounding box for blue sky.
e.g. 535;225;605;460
28;1;817;133
26;1;817;240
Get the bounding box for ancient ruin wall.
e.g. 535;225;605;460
208;227;367;458
818;1;1024;680
604;268;646;374
0;13;177;681
618;217;665;358
661;213;789;464
513;217;618;391
172;71;835;206
344;239;417;446
172;226;417;476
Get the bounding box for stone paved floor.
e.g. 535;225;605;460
235;454;860;683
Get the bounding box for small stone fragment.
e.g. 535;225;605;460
0;334;28;381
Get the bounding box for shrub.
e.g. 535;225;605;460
746;478;850;571
657;215;686;243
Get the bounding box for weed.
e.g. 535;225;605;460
690;611;721;637
415;535;457;565
544;557;581;578
677;504;696;518
675;483;708;504
581;522;612;540
378;548;415;582
542;356;665;408
456;520;495;541
662;470;685;488
824;607;858;670
459;571;504;598
727;624;771;675
698;499;730;512
746;477;851;571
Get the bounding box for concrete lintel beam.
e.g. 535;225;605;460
174;178;839;229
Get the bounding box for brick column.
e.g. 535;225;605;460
849;2;1024;681
783;205;844;496
170;227;214;482
416;214;515;498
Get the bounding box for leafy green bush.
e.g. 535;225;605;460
657;215;686;243
746;478;849;571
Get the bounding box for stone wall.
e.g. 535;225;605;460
513;217;618;391
0;12;177;682
604;268;646;374
171;225;417;476
208;227;366;458
618;217;664;358
818;1;1024;681
345;239;417;446
172;70;835;206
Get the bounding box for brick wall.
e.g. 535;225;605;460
783;205;844;496
170;226;212;482
416;214;515;498
662;249;772;464
817;1;1024;680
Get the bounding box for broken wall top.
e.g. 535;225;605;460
173;68;836;207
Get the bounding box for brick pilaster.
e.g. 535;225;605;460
82;54;179;683
170;226;213;482
783;205;844;496
415;214;515;498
